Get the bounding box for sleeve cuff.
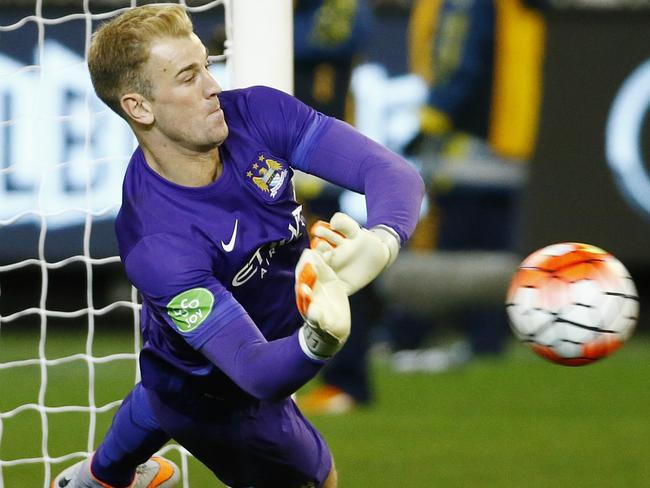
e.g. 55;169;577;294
298;324;333;362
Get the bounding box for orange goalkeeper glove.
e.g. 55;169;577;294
295;249;351;360
310;212;400;295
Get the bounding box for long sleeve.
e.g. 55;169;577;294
294;118;425;243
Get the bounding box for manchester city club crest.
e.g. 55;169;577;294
245;153;290;202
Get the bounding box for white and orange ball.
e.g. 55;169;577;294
506;243;639;366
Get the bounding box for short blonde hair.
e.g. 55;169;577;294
88;4;193;117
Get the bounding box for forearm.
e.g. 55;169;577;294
300;119;424;243
359;149;424;240
199;314;324;401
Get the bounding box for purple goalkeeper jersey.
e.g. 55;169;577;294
116;86;424;402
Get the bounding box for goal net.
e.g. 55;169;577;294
0;1;291;487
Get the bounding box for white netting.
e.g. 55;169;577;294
0;1;229;487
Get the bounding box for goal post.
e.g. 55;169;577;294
229;0;293;94
0;1;293;487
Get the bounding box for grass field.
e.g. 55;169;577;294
1;325;649;487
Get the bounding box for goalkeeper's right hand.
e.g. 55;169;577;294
295;249;351;360
310;212;400;296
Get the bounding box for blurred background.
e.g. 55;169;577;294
1;0;650;486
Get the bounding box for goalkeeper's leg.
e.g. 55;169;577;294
52;383;177;488
145;386;336;487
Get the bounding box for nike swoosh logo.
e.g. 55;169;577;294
221;219;238;252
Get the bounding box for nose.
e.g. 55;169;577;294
203;69;222;99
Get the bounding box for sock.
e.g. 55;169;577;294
91;383;170;488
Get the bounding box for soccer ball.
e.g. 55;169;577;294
506;242;639;366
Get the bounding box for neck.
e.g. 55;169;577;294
140;139;222;187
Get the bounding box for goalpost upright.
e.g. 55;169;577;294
229;0;293;94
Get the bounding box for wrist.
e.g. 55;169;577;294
370;225;400;268
299;322;341;360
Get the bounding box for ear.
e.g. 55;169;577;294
120;93;154;125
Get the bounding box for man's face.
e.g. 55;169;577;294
144;34;228;152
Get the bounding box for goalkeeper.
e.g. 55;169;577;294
53;4;423;488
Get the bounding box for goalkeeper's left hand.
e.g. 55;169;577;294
295;248;351;360
310;212;400;295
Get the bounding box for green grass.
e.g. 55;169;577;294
323;343;650;487
1;325;649;487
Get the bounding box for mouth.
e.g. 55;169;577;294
209;107;224;120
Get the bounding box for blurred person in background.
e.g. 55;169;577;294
292;0;381;415
390;0;546;372
293;0;372;123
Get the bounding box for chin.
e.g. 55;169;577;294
197;129;227;151
213;124;229;145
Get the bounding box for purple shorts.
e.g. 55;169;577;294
146;388;332;488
